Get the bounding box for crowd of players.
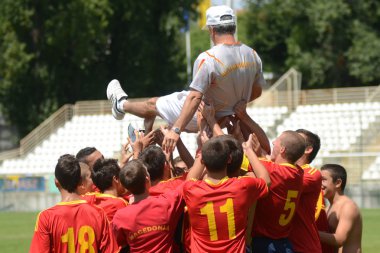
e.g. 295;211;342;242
29;4;362;253
29;99;362;253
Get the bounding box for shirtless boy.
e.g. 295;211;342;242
319;164;362;253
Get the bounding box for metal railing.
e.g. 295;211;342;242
1;68;379;161
19;104;74;156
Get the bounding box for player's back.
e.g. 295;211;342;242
193;43;262;118
82;193;128;224
183;176;268;253
289;165;322;253
113;188;185;253
252;159;304;239
30;200;117;253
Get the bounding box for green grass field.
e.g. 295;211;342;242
0;209;379;253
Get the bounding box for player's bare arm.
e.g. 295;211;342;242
162;89;203;153
233;99;271;154
249;81;265;102
242;133;271;186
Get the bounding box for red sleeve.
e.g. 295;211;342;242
29;211;50;253
112;211;129;248
302;169;322;193
241;177;268;203
98;208;119;253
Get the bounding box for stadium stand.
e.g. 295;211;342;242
276;102;380;155
1;68;380;210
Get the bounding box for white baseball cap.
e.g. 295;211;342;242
205;5;236;28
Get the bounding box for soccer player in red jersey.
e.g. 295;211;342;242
138;145;185;196
113;159;185;253
183;134;270;253
76;147;104;192
30;154;118;253
82;159;128;224
288;129;323;253
251;131;305;253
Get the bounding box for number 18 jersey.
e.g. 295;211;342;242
29;200;118;253
183;176;268;253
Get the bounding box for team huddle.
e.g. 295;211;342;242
29;5;362;253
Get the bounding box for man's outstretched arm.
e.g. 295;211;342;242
162;89;203;153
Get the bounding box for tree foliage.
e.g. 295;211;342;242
0;0;197;137
245;0;380;88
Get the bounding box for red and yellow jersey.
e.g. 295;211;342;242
183;176;268;253
252;159;304;239
289;164;322;253
149;175;186;196
112;186;185;253
316;191;335;253
82;193;128;224
29;200;118;253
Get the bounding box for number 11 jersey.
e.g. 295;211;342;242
183;176;268;253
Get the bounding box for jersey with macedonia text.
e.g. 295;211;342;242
29;200;118;253
148;174;188;252
190;43;264;119
112;185;185;253
252;159;304;239
82;193;128;224
316;192;335;253
183;176;268;253
289;164;322;253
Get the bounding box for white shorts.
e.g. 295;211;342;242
156;91;198;133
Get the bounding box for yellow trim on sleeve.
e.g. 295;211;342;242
315;191;324;221
34;211;42;231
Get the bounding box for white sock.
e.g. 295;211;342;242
117;99;126;112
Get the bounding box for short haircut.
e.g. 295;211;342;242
76;147;97;164
296;129;321;163
139;146;165;182
202;137;229;173
173;156;183;165
119;160;148;195
212;23;236;35
55;154;81;193
79;162;91;181
218;135;243;176
321;164;347;192
92;159;120;192
281;131;306;164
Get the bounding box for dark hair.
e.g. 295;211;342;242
296;129;321;163
173;156;187;177
55;154;81;193
119;160;148;195
76;147;97;163
92;159;120;192
211;23;236;35
202;137;229;172
281;131;306;164
321;164;347;192
218;135;243;176
139;146;166;182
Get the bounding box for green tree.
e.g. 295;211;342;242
0;0;197;137
245;0;380;88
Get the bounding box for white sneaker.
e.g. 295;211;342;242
106;79;128;120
